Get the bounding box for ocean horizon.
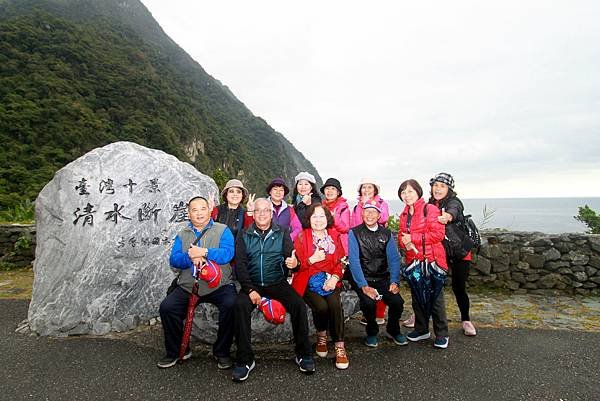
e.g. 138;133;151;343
372;197;600;234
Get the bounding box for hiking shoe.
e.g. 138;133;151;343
434;336;449;349
407;331;431;342
391;333;408;346
295;356;316;374
335;346;349;370
462;320;477;336
402;314;415;328
215;355;233;370
364;335;378;348
232;360;256;382
156;349;192;369
359;317;385;326
315;334;328;358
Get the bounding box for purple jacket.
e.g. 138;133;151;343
270;198;302;240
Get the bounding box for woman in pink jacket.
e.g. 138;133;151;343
350;178;389;227
350;178;390;325
320;178;350;255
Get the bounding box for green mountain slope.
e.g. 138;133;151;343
0;0;321;208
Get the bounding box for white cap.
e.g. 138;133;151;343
294;171;316;184
357;178;380;193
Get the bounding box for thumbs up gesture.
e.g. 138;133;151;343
309;248;326;265
285;249;299;269
302;193;313;206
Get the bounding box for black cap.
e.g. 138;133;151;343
320;177;342;196
266;177;290;196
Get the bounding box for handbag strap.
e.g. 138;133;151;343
421;204;427;255
193;224;211;247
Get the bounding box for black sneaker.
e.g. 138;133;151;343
433;336;449;349
407;330;431;342
295;356;316;374
156;350;192;369
215;355;233;370
232;361;256;382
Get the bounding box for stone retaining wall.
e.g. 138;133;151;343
0;224;36;268
469;230;600;296
2;225;599;296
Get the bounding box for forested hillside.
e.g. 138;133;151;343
0;0;320;208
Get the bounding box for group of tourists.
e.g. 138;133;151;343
157;172;477;382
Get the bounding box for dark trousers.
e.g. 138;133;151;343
303;287;344;342
235;281;312;365
412;289;449;337
449;258;471;321
354;279;404;337
159;284;237;358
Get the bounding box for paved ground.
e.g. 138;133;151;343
2;298;600;401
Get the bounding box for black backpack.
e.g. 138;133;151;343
441;199;481;260
462;213;482;249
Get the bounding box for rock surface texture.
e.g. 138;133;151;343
29;141;218;336
191;290;360;343
469;231;600;296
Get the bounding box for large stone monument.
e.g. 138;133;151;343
29;141;218;336
28;141;360;341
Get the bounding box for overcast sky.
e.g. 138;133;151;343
141;0;600;199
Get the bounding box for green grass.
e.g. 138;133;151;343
0;199;35;223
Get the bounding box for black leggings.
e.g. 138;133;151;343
303;287;344;342
450;258;471;321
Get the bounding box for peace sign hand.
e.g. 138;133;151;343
247;193;256;212
207;189;216;210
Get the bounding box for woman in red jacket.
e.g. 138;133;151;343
291;204;348;369
397;179;450;349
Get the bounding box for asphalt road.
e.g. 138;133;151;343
2;299;599;401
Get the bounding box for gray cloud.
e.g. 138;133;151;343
142;0;600;198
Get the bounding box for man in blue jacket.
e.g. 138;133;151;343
348;203;407;348
232;197;315;382
157;196;237;370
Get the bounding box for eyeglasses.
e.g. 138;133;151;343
311;214;327;219
255;208;272;215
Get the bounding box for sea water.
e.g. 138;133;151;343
383;198;600;234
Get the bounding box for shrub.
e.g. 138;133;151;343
387;214;399;233
575;205;600;234
14;234;33;253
